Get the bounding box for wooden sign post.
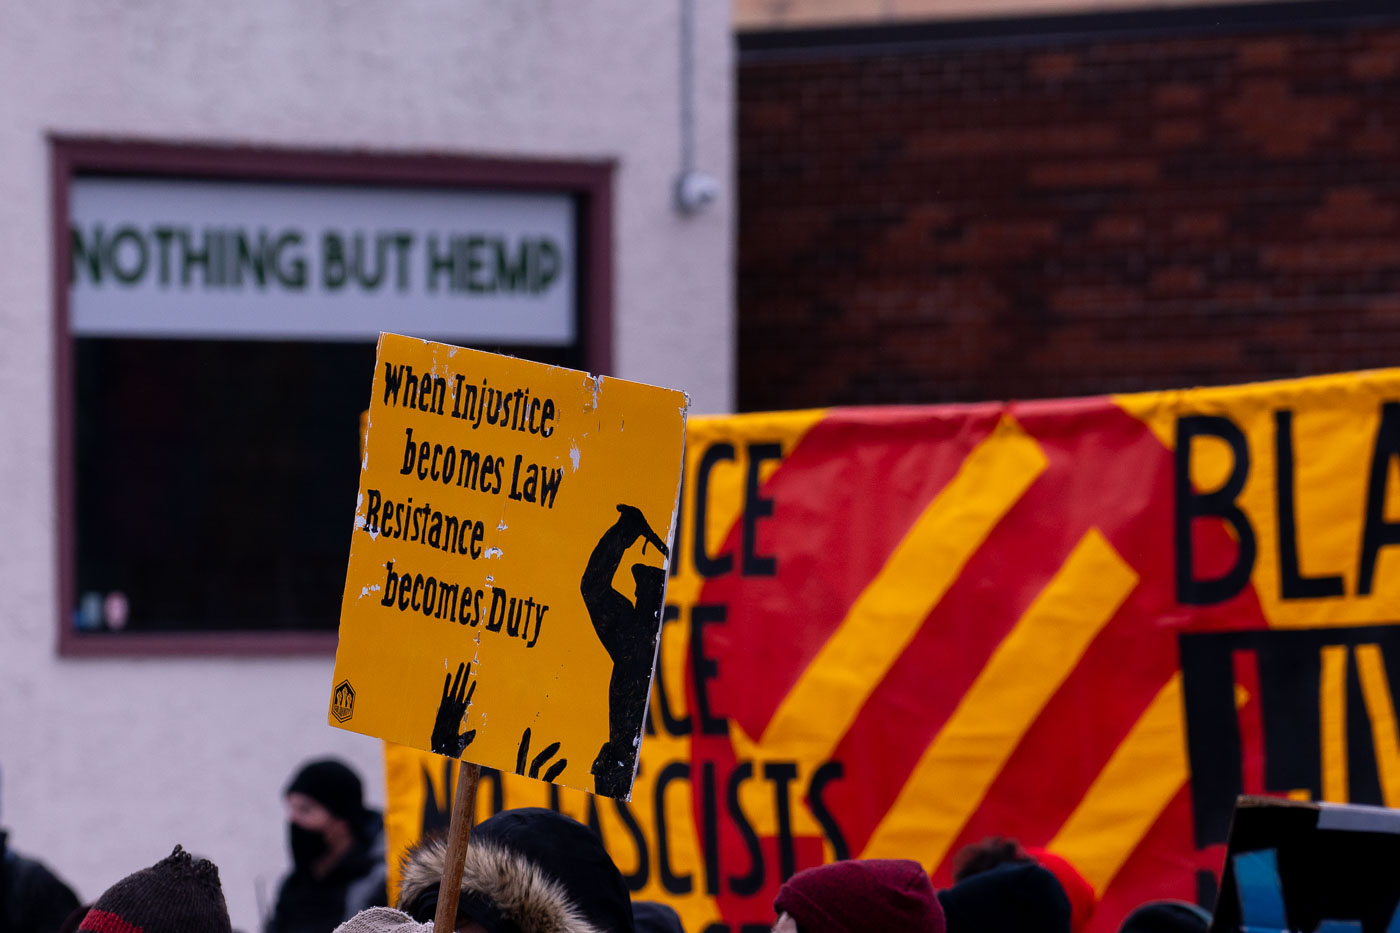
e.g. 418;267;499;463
432;762;481;931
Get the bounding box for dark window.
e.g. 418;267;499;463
72;339;581;635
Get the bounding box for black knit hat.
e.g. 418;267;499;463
285;758;366;826
398;807;634;933
633;900;685;933
938;861;1071;933
78;845;231;933
472;808;633;932
1118;900;1212;933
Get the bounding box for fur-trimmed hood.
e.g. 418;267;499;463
398;835;605;933
398;808;634;933
397;806;641;930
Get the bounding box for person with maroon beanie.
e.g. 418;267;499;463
772;859;946;933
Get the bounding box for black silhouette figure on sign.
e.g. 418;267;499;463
430;661;477;758
580;503;669;797
515;727;568;783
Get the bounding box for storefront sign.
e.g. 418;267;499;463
70;178;576;343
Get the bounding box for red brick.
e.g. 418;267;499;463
1351;126;1399;156
1239;38;1292;69
1305;189;1398;234
1029;159;1159;188
1350;50;1400;79
1093;215;1146;241
1222;79;1358;157
1151;266;1207;295
1171;213;1227;238
1262;241;1400;273
1049;286;1142;315
909;124;1118;157
1214;283;1271;309
938;220;1058;263
746;102;798;132
1155;121;1204;146
1029;51;1079;80
1154;83;1206;109
738;20;1400;411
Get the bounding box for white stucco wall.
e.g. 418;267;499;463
0;3;732;930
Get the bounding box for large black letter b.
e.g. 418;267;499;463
1176;415;1256;605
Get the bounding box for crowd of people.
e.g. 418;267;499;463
1;757;1216;933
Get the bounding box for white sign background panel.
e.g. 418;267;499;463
69;177;576;344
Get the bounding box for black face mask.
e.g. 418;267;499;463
289;823;329;870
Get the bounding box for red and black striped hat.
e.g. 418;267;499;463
78;846;231;933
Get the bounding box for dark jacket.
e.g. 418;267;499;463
0;832;81;933
264;815;387;933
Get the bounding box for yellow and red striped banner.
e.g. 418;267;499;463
385;369;1400;931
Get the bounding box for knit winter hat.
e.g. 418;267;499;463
774;859;946;933
286;758;366;825
1117;900;1212;933
938;861;1071;933
77;846;231;933
632;900;684;933
334;907;433;932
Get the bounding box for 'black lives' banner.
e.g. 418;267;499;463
386;369;1400;932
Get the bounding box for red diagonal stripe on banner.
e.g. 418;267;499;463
690;404;1002;926
816;463;1092;858
705;403;1002;738
819;398;1157;859
933;402;1270;880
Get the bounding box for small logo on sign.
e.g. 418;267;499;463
332;680;356;722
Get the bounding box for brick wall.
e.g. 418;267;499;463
737;5;1400;410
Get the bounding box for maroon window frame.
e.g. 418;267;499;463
52;137;614;656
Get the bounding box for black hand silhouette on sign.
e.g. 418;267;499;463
515;727;568;783
430;661;478;758
580;504;669;797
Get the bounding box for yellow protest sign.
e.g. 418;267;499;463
331;333;688;799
